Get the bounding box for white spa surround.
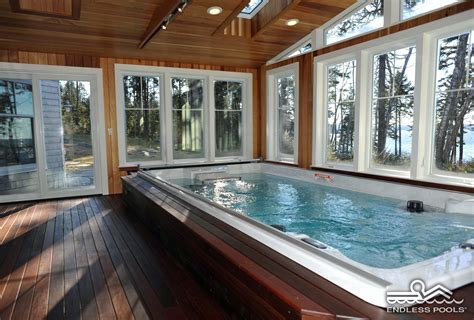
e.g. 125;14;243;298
143;163;473;308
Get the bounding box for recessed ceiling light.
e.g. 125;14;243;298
286;19;300;26
207;6;223;15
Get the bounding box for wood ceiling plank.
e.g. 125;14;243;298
137;0;181;49
212;0;249;36
1;0;362;66
251;0;302;39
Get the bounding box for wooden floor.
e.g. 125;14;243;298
0;196;229;320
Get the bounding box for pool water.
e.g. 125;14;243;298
172;173;474;269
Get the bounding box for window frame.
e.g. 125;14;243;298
210;77;250;161
366;40;418;177
115;64;253;167
119;72;166;166
312;11;474;186
423;25;474;182
314;54;359;170
322;0;385;47
400;0;464;22
238;0;269;19
266;62;299;164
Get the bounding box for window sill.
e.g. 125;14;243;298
310;166;473;193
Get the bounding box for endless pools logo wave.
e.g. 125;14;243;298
386;280;466;314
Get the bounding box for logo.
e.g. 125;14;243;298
386;280;466;314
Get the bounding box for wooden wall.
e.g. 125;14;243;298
0;51;260;194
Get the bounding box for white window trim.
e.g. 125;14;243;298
266;62;299;164
312;11;474;187
115;64;253;167
313;54;358;171
0;62;108;201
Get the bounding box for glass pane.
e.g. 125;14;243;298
434;91;474;173
327;102;355;163
326;0;383;45
0;78;39;196
0;117;35;167
278;109;295;156
214;81;242;110
402;0;460;20
142;76;160;109
277;75;295;110
216;111;242;157
0;79;33;115
171;78;204;110
436;31;473;91
373;46;416;98
173;110;204;159
123;76;141;109
372;96;414;169
126;110;161;162
42;80;95;190
327;60;356;164
123;75;160;109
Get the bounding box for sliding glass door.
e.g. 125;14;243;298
0;69;104;202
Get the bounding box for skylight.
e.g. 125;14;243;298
239;0;268;19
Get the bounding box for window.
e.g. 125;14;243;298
326;60;357;164
325;0;384;45
116;65;253;166
0;79;36;168
433;29;473;174
171;77;205;160
401;0;461;20
123;76;162;163
239;0;268;19
214;81;243;157
267;63;299;163
288;43;312;58
371;45;416;171
277;75;297;157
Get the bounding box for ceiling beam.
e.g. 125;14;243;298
251;0;302;39
212;0;250;36
138;0;182;49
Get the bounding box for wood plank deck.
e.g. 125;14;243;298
0;196;229;320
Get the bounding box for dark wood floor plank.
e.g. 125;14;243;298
11;202;50;320
0;196;229;320
29;201;58;319
82;197;134;320
96;197;179;311
88;198;150;320
95;197;167;319
62;199;81;319
77;199;116;319
70;198;99;319
0;203;38;320
104;196;228;320
47;200;65;319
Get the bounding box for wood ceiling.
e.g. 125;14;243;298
0;0;355;67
